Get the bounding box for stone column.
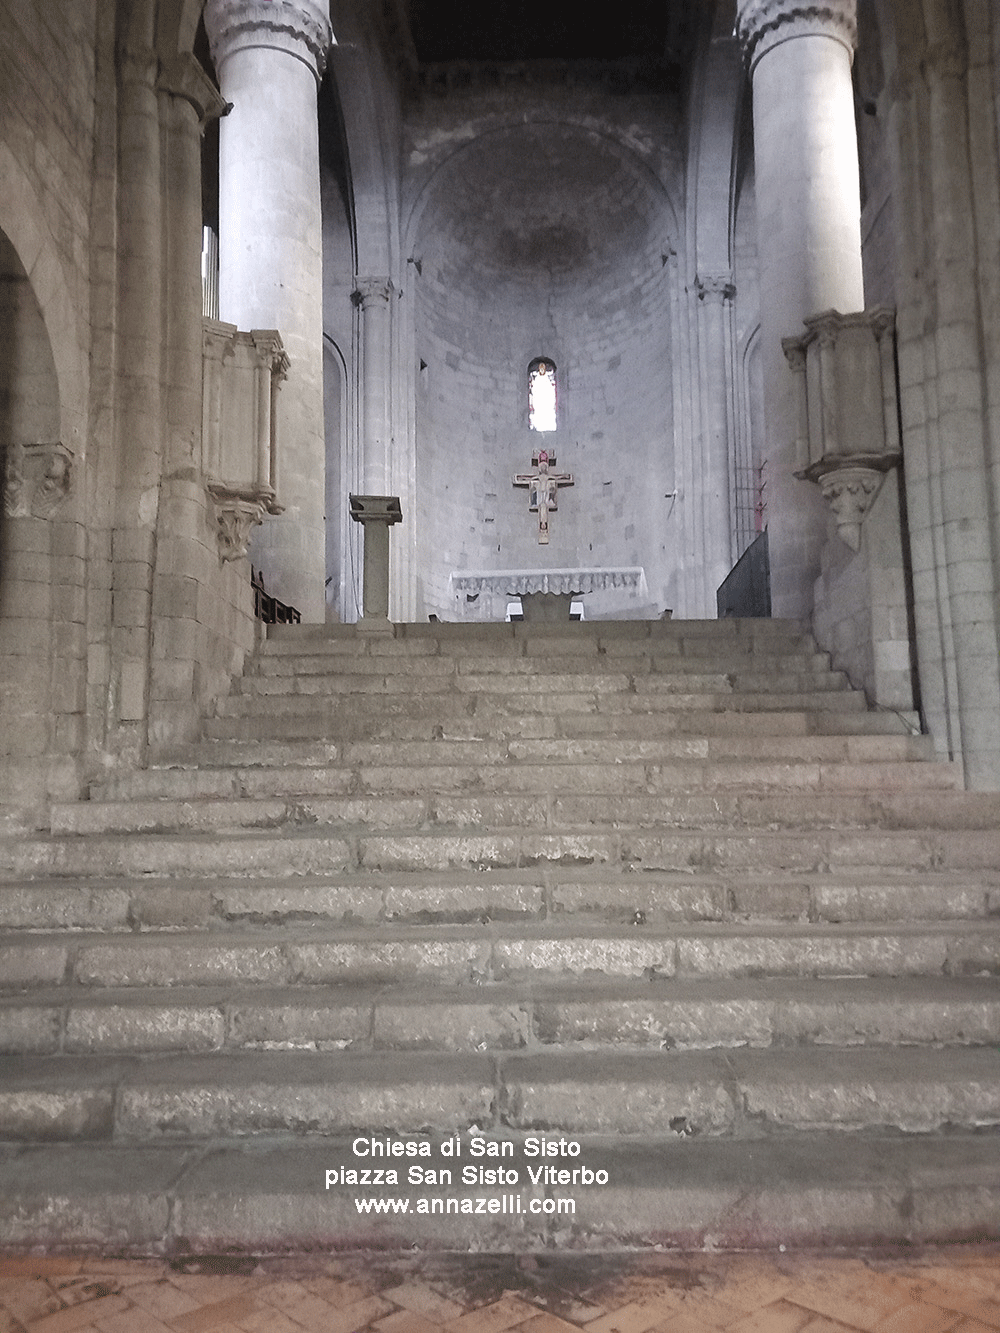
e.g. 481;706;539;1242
353;278;395;496
205;0;332;623
736;0;865;617
696;273;735;611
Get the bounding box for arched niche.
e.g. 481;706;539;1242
408;121;679;619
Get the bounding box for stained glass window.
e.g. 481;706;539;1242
528;357;557;432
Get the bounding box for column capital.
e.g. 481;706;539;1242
696;272;736;303
204;0;333;83
352;277;395;310
736;0;857;70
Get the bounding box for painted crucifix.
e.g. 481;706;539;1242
513;449;573;545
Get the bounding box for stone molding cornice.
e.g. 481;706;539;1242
352;278;395;310
736;0;857;70
204;0;333;83
157;52;230;126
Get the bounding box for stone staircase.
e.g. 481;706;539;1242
1;617;1000;1255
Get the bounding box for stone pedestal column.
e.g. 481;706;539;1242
736;0;865;617
205;0;332;623
349;494;402;629
353;278;394;496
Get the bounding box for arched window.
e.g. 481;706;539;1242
528;357;557;432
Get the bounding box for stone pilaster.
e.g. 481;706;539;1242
205;0;333;622
736;0;864;618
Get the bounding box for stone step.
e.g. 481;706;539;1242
236;669;854;698
2;1045;1000;1143
1;869;994;933
150;730;938;772
2;976;998;1056
262;617;814;651
49;784;995;837
248;650;835;679
3;919;998;990
4;825;999;878
89;756;962;805
203;705;918;743
1;1131;995;1252
217;683;864;718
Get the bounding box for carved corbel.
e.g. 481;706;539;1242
799;455;898;552
3;442;74;519
207;482;280;561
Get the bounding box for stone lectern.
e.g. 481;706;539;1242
349;494;402;627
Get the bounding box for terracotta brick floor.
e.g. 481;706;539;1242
2;1249;999;1333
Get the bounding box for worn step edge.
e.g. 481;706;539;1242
48;789;996;838
2;1046;1000;1143
3;919;998;991
89;758;962;804
4;826;1000;877
1;868;996;932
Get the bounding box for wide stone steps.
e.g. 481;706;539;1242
2;617;999;1253
3;976;1000;1056
3;1046;1000;1144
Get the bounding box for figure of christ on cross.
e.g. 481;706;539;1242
513;449;574;544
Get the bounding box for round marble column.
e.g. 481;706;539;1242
205;0;332;622
736;0;865;617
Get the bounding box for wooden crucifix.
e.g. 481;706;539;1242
513;448;573;545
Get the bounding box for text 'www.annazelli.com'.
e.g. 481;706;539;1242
352;1195;576;1216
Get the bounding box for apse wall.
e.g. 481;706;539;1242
410;121;678;621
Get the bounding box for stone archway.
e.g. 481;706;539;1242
0;227;77;827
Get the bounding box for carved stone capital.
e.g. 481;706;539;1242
352;277;395;311
204;0;333;83
736;0;857;70
250;328;291;381
3;442;74;520
207;482;282;561
696;273;736;303
157;52;230;127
